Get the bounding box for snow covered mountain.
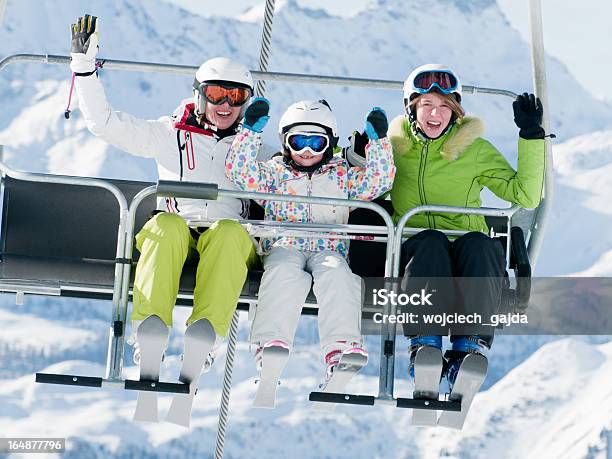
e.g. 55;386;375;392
537;129;612;275
0;1;611;458
0;0;611;180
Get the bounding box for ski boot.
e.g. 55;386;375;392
409;335;443;426
438;335;489;429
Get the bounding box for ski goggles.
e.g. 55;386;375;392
285;132;329;155
413;70;459;95
198;84;252;107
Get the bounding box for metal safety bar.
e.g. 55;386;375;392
365;202;519;405
0;53;517;99
121;181;396;407
0;160;131;384
0;163;526;410
393;204;519;277
126;182;396;273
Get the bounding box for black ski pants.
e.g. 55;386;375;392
401;229;506;347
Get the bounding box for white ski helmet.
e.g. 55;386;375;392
278;100;339;170
278;100;338;138
193;57;254;117
403;63;463;103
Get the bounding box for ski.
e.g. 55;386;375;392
411;346;443;426
437;353;487;429
165;319;216;427
252;345;290;409
133;316;169;423
312;351;367;412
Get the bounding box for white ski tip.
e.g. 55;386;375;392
134;392;159;423
165;393;195;428
437;354;487;430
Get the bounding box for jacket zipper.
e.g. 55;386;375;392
417;142;433;228
307;173;313;251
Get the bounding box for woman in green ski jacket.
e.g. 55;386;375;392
349;63;545;408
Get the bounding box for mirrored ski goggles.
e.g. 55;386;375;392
413;70;459;94
285;133;330;155
199;84;252;107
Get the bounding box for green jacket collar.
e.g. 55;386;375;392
389;114;485;161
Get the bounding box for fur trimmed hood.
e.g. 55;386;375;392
388;115;485;161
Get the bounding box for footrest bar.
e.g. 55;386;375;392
309;391;375;406
124;379;190;394
396;397;461;411
35;373;103;388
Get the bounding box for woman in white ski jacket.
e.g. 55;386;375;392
70;15;258;394
225;97;395;402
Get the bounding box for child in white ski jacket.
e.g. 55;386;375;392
225;98;395;399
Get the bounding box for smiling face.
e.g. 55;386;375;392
204;100;242;130
290;149;323;167
414;92;454;139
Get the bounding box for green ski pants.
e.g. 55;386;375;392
130;212;258;336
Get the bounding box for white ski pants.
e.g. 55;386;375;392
250;247;363;352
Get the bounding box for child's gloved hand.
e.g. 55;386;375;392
345;130;369;167
364;107;388;140
243;97;270;133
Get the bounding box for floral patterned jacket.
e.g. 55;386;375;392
226;128;395;257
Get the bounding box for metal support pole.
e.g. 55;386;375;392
526;0;554;269
254;0;276;96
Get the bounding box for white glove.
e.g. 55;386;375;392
70;14;99;74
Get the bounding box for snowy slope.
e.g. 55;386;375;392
537;130;612;275
1;332;611;459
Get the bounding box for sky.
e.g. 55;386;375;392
496;0;612;103
164;0;612;104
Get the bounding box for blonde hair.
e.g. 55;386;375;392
408;91;465;121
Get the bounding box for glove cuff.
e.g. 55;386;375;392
70;53;96;74
242;118;268;134
519;126;545;140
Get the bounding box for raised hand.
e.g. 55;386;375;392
364;107;388;140
70;14;99;74
243;97;270;133
513;93;544;140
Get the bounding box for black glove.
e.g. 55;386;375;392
346;130;369;167
365;107;388;140
243;97;270;133
70;14;99;74
513;92;544;140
